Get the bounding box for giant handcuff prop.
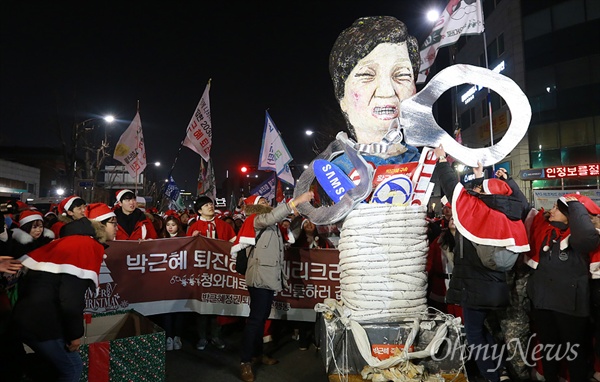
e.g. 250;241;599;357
294;64;532;225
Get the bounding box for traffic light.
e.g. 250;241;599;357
240;166;248;174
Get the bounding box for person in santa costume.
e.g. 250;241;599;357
186;195;236;351
434;144;530;382
11;203;116;382
231;191;313;382
526;193;600;382
187;195;236;242
50;195;86;238
1;210;55;381
113;189;157;240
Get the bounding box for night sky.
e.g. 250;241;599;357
1;1;448;192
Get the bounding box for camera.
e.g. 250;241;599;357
0;201;20;214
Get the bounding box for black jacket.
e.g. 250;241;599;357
527;201;599;317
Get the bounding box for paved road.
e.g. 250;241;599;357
164;320;330;382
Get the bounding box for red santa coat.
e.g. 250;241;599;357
115;216;157;240
187;217;236;241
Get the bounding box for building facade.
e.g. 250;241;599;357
449;0;599;204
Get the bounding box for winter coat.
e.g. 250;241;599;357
187;217;236;241
12;218;104;342
526;201;599;317
114;208;157;240
436;161;522;309
244;203;293;292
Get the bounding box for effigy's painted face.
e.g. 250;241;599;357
339;42;416;145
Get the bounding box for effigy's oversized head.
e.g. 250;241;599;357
329;16;420;145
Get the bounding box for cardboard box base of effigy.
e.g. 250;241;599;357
318;314;468;382
78;310;166;382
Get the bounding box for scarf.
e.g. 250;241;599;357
524;208;570;269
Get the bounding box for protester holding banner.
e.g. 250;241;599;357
113;189;157;240
232;192;313;382
161;215;186;238
188;195;236;351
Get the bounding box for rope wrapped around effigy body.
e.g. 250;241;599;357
337;203;429;323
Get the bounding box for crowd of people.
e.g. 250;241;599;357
0;188;330;381
423;144;600;382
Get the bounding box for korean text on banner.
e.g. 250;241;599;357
183;81;212;161
417;0;484;83
113;111;147;178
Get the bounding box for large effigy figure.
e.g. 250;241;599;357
294;15;531;379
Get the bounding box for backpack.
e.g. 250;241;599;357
235;228;266;275
472;242;518;272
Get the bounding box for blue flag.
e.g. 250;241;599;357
249;173;277;203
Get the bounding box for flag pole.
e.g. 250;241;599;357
481;14;495;174
134;100;140;195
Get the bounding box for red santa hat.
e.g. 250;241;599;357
85;203;116;222
482;179;512;196
18;235;106;287
116;189;135;202
559;193;600;215
19;210;43;226
58;195;83;215
244;195;263;205
164;209;180;218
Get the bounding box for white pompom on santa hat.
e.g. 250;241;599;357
85;203;116;222
19;210;43;226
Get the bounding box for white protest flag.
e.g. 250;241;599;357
183;80;212;161
258;111;293;175
417;0;484;83
278;164;295;186
113;111;147;179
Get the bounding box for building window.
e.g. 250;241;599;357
553;0;585;30
530;123;560;151
523;9;552;40
560;117;595;147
